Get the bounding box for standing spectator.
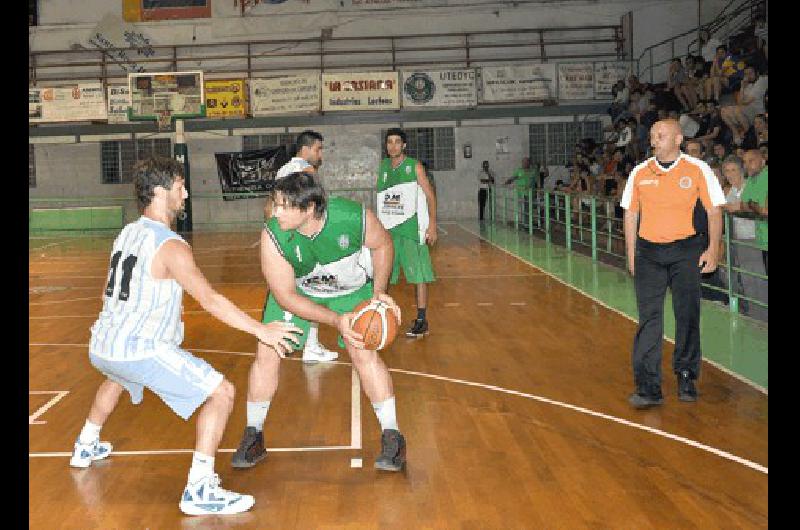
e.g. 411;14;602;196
504;156;537;221
621;119;725;408
699;29;722;69
609;80;629;121
740;149;768;274
478;160;495;221
721;66;768;146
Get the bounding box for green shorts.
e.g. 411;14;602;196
261;282;373;351
390;235;436;285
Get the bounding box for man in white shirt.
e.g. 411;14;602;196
273;130;339;363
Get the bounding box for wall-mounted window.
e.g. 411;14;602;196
101;138;171;184
529;121;603;166
381;127;455;171
242;133;297;152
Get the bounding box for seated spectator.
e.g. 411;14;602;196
721;66;768;145
684;138;705;161
667;58;691;111
694;100;728;152
681;55;704;109
708;141;728;166
758;141;768;163
705;45;744;102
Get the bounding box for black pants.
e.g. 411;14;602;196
478;188;489;220
632;235;704;397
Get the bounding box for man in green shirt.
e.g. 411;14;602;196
232;172;407;472
740;149;768;273
504;157;538;222
377;128;438;338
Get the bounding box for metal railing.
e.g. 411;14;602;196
490;185;767;315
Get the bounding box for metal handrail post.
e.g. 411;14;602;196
591;196;597;261
724;213;739;313
565;193;572;251
490;186;495;222
545;191;551;242
528;189;533;235
514;189;519;231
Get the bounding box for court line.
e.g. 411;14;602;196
29;297;100;306
29;391;69;425
28;343;766;474
29;309;263;320
351;368;362;450
30;446;356;458
455;223;768;396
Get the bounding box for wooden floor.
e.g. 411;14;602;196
29;224;768;529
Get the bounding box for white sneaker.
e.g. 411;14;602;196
302;340;338;364
179;473;255;516
69;438;112;468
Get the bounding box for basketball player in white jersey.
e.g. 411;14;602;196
69;158;302;516
273;130;339;364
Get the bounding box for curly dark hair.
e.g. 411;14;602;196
133;157;184;210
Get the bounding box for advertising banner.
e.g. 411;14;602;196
30;83;108;123
321;72;399;112
479;64;557;103
205;79;246;119
401;69;477;108
250;74;321;116
558;63;595;100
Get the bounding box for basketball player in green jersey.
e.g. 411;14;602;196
377;128;437;337
232;171;407;472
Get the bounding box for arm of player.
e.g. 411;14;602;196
416;161;438;245
363;208;401;323
624;209;638;276
158;239;302;353
699;206;722;273
260;228;365;349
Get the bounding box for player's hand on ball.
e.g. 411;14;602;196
256;321;303;357
373;293;401;324
338;313;365;350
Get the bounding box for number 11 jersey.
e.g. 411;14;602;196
90;216;187;361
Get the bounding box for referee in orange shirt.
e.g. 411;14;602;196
621;119;726;408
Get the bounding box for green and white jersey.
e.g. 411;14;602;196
264;197;371;298
377;156;430;244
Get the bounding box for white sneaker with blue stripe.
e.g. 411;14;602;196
69;438;113;468
179;473;255;516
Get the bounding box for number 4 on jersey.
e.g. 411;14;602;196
105;251;138;301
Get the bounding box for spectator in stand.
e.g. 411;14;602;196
705;45;743;103
710;141;728;165
758;141;768;163
694;100;727;152
667;58;691;111
609;80;629;121
628;75;643;94
754;15;767;59
721;65;768;146
681;56;702;110
740;149;768;274
699;29;722;71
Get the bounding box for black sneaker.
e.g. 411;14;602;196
677;370;698;402
231;426;267;469
405;319;429;338
374;429;406;472
628;392;664;409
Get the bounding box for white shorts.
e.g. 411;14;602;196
89;345;224;421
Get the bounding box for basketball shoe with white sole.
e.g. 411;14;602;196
179;473;255;516
302;340;338;364
69;438;112;468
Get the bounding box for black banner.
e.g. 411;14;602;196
214;146;289;201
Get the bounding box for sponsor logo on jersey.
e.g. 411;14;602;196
406;165;412;174
295;245;302;263
679;176;693;189
639;179;659;186
338;234;349;249
383;171;388;183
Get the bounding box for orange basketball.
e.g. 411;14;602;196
350;299;399;351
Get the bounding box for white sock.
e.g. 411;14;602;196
372;396;398;432
78;420;102;444
305;324;319;348
246;401;271;431
187;451;215;484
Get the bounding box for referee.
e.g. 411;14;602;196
621;119;726;409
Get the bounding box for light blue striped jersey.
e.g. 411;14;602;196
90;216;187;360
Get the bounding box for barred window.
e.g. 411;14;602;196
101;138;171;184
382;128;455;171
29;144;36;188
529;121;603;166
242;133;297;152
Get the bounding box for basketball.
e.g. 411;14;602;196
350;299;399;350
